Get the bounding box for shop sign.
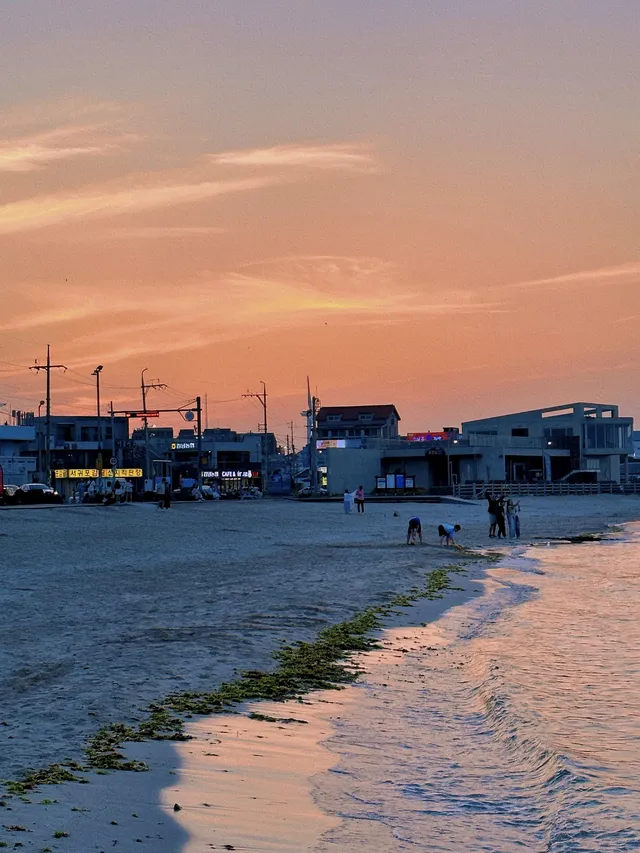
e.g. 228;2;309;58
54;468;143;479
316;439;364;449
171;441;196;451
407;432;449;442
201;470;258;479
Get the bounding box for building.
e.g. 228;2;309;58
460;402;634;483
130;426;278;494
316;405;400;442
0;425;37;485
319;401;634;495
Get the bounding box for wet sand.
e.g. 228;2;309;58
1;496;638;850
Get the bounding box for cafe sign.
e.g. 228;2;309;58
201;470;258;479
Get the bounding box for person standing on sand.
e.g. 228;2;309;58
343;489;354;514
485;493;498;537
407;516;422;545
157;478;171;509
496;496;507;538
355;485;365;513
507;498;521;538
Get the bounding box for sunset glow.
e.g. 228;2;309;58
2;2;638;441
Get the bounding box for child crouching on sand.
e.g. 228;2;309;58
438;523;461;547
407;516;422;545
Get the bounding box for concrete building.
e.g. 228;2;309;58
0;425;37;485
459;402;634;483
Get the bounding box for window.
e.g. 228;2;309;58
327;415;342;422
80;426;98;442
56;424;74;441
584;422;625;450
358;413;373;422
511;428;529;437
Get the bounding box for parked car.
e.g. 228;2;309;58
297;486;328;497
15;483;63;504
0;484;20;505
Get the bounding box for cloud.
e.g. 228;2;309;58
0;175;278;235
1;255;506;371
510;261;640;289
97;225;226;239
211;142;376;172
0;123;138;173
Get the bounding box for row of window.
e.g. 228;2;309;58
319;428;379;438
53;427;114;441
325;413;375;423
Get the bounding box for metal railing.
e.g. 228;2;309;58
454;481;640;499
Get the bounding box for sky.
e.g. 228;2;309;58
1;1;639;444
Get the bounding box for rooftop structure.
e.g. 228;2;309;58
317;405;400;440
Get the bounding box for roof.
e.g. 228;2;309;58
317;405;400;423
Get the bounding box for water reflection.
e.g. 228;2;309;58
314;529;640;852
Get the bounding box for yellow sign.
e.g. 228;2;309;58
54;468;143;479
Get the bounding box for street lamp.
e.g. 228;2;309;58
92;366;103;419
38;400;45;418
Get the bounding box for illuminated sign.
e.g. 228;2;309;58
127;411;159;418
407;432;450;442
201;470;259;479
54;468;143;479
316;439;345;449
171;441;196;451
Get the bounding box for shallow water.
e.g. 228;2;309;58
314;525;640;851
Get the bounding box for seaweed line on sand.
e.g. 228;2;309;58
2;553;492;794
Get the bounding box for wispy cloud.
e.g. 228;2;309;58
0;123;137;172
87;225;226;239
211;142;376;172
510;261;640;289
1;255;506;368
0;175;277;235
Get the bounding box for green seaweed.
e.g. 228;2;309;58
3;558;481;792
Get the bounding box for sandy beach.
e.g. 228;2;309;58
1;495;638;851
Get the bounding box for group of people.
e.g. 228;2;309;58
75;478;134;505
484;493;521;538
407;516;462;547
343;486;366;513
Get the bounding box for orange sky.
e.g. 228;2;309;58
1;3;639;444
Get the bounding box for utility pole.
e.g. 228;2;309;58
110;401;117;483
243;381;268;495
289;420;297;481
92;365;104;489
309;395;320;494
196;396;203;487
141;368;166;486
30;345;66;482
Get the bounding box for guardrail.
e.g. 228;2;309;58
453;482;640;498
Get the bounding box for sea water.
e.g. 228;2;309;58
313;524;640;852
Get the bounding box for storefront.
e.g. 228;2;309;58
201;469;261;495
53;467;144;498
